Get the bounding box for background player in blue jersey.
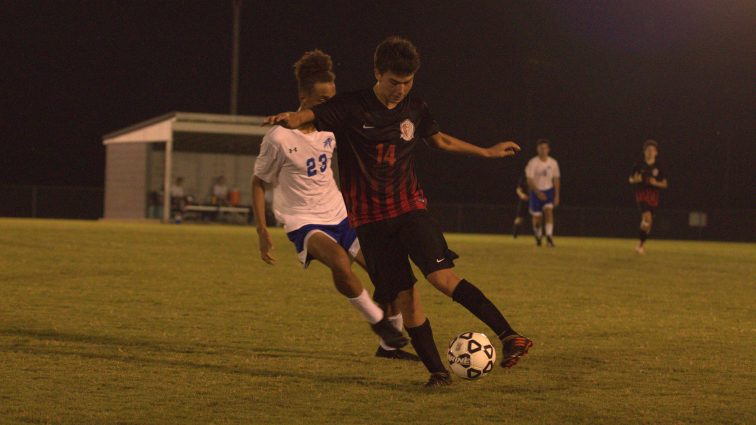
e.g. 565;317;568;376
525;139;561;247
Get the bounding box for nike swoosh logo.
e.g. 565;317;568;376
435;258;445;263
362;124;374;129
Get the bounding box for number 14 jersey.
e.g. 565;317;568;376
312;89;440;227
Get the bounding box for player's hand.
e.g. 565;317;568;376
649;177;658;187
629;172;642;184
554;195;560;207
263;112;293;127
257;230;276;265
536;191;547;201
487;141;521;158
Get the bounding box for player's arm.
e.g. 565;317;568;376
263;110;315;129
428;132;520;158
515;185;528;201
553;177;561;206
251;176;276;265
649;177;668;189
527;176;547;201
628;167;642;184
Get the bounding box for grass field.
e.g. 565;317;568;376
0;218;754;424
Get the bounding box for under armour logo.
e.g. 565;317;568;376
288;147;298;153
323;137;333;149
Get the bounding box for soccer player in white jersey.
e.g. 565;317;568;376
525;139;561;247
251;50;418;361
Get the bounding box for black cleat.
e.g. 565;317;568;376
375;346;421;362
499;334;533;368
535;237;542;247
546;236;554;247
423;370;453;388
370;318;408;349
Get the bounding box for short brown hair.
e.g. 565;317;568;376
643;139;658;150
374;36;420;75
293;49;335;94
536;138;550;147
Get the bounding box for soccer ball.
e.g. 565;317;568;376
447;332;496;380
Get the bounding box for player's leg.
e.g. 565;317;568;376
395;286;451;387
512;215;523;238
529;193;544;246
351;249;419;361
400;211;532;369
637;207;653;254
356;219;449;386
306;231;408;348
531;213;543;246
544;205;555;247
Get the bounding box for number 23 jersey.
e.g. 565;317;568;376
254;126;347;233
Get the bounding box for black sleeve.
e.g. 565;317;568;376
312;93;352;132
417;100;440;138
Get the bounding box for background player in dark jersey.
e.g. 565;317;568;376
265;36;532;388
512;175;529;238
628;139;668;254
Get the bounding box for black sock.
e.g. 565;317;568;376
452;279;515;339
405;319;446;373
639;229;648;244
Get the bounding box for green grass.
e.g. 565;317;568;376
0;218;754;425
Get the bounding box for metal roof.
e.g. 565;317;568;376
102;112;269;147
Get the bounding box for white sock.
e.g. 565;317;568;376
379;313;404;351
545;223;553;237
533;223;542;238
347;289;383;325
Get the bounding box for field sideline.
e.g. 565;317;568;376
0;219;754;424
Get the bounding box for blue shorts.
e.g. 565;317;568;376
529;188;555;215
286;218;360;268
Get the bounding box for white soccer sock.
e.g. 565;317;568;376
545;223;553;237
379;314;404;351
533;223;543;238
347;289;383;325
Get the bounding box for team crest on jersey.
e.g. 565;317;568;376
323;137;333;149
400;119;415;142
652;168;659;177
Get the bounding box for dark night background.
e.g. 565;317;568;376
1;0;754;210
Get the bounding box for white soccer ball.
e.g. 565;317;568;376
447;331;496;380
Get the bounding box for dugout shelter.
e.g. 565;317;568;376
102;112;268;222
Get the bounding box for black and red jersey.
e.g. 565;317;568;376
632;160;665;207
312;89;440;227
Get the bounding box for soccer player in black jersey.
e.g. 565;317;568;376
265;36;532;388
629;139;668;254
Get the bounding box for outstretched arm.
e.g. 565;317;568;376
263;109;315;129
251;176;276;265
428;132;520;158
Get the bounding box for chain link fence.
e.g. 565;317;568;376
1;185;753;242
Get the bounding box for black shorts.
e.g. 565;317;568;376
355;210;458;304
638;202;655;214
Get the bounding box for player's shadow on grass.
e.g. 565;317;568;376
1;328;420;391
1;328;362;362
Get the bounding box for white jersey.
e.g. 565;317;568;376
254;126;346;233
525;156;560;191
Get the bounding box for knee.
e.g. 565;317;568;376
427;270;460;297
